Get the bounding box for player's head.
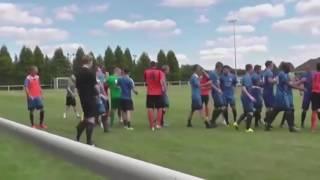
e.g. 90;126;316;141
317;63;320;71
29;66;38;75
123;68;130;75
215;62;223;73
113;67;121;76
254;65;262;73
281;62;291;73
222;65;230;75
81;55;93;68
193;64;202;75
150;61;157;68
245;64;253;74
265;60;274;70
162;65;170;74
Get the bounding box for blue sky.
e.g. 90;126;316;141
0;0;320;68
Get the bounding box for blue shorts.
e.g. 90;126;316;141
192;98;202;111
302;93;311;110
27;97;43;111
97;98;106;115
274;94;292;111
163;94;170;108
223;95;235;107
263;92;274;108
241;96;254;113
212;93;225;108
254;96;263;109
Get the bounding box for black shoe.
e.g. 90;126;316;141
265;124;271;131
289;127;299;133
187;123;193;128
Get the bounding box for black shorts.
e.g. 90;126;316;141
201;95;209;106
311;92;320;111
146;95;164;109
120;99;134;111
66;96;76;106
80;97;98;118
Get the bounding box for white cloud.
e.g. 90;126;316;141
196;14;210;24
104;19;181;35
160;0;218;8
205;35;268;47
226;3;285;23
216;25;255;33
0;3;51;25
88;3;109;13
0;26;68;46
296;0;320;15
55;4;79;21
176;53;190;65
200;34;268;68
41;43;86;57
272;15;320;36
280;43;320;66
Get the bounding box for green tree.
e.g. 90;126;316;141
73;47;85;74
104;46;116;72
180;65;193;81
114;46;126;68
124;48;134;70
42;55;52;84
134;52;151;81
51;48;72;77
167;50;180;81
96;55;104;67
157;49;167;67
0;45;13;84
33;46;45;78
16;46;34;81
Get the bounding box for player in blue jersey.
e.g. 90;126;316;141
117;69;138;130
265;62;304;132
262;61;277;124
300;66;313;128
233;64;256;132
209;62;228;127
251;65;264;127
187;65;212;128
220;65;238;124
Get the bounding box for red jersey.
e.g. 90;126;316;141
144;68;164;95
24;75;42;97
200;75;211;95
312;72;320;93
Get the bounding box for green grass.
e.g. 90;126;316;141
0;86;320;180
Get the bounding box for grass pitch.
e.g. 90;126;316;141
0;86;320;180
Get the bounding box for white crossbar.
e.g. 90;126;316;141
0;117;203;180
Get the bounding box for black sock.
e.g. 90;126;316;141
127;121;131;128
223;109;229;125
161;110;166;126
204;121;211;128
285;111;295;130
301;111;307;127
29;111;34;126
40;110;44;125
86;122;94;145
210;109;221;125
237;113;246;125
280;112;286;126
232;108;237;122
76;121;86;141
102;115;108;132
245;113;253;130
254;110;261;127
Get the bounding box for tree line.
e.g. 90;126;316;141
0;45;194;85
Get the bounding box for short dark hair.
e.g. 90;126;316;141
265;60;273;68
317;63;320;71
81;55;92;65
254;65;261;71
245;64;253;71
223;65;230;70
215;62;223;69
123;68;130;74
281;62;290;73
193;64;201;72
28;65;37;73
150;61;157;67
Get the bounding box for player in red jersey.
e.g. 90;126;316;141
24;66;47;129
144;61;165;131
200;71;212;121
311;63;320;132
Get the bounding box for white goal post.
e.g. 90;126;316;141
0;117;203;180
54;77;70;89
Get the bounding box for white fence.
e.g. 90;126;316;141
0;117;203;180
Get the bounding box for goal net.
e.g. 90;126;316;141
54;77;70;89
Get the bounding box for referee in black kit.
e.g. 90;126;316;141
75;55;98;145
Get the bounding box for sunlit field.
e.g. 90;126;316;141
0;86;320;180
